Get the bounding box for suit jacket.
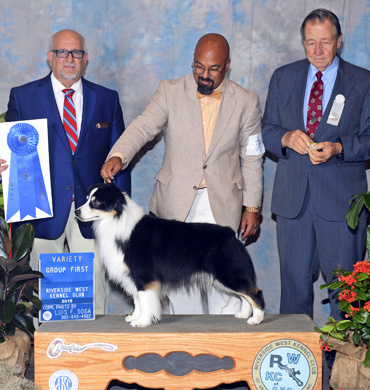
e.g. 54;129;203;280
6;73;131;239
108;74;263;232
262;57;370;221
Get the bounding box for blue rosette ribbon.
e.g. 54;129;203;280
6;122;51;221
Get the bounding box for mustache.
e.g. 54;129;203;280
62;62;77;69
198;77;213;83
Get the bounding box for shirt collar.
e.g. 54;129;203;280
308;55;339;83
51;72;83;95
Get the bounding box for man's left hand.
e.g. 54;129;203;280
308;142;342;165
240;210;260;240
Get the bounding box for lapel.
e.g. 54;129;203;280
206;78;237;159
36;74;71;153
315;57;355;140
291;60;310;131
184;74;206;156
77;78;97;152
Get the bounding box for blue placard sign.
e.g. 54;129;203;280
39;252;95;322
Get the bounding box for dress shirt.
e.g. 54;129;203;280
50;73;83;134
303;55;339;128
198;81;223;188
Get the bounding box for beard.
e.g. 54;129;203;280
61;62;79;80
197;77;215;95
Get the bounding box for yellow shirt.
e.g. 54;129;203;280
198;81;223;188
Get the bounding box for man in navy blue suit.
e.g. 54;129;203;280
263;9;370;321
5;29;130;314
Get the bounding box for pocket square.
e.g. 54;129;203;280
96;122;109;129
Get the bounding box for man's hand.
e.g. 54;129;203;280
308;142;342;165
101;156;123;183
240;210;260;240
281;130;312;155
0;159;8;176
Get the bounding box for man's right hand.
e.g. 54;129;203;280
0;159;8;176
101;156;123;183
281;130;311;155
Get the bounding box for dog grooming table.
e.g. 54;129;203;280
34;314;322;390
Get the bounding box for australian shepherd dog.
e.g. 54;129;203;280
75;184;265;327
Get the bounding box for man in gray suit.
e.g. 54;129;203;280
101;33;264;315
263;9;370;321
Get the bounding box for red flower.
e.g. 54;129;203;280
338;273;357;286
364;301;370;312
349;307;360;316
339;290;357;303
319;340;332;352
352;260;370;276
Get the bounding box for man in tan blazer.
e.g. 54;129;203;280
101;33;264;314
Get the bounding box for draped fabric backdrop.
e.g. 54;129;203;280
1;0;370;326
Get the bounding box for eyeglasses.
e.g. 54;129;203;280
51;49;85;59
191;63;225;77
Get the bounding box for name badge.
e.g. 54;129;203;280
327;94;345;126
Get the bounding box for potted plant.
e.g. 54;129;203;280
0;180;43;376
316;191;370;390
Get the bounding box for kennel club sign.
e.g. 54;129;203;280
39;252;94;322
252;338;318;390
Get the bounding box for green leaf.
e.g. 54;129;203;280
367;227;370;259
346;194;366;229
354;289;367;300
11;224;34;261
320;324;335;333
364;345;370;367
0;300;16;324
336;320;353;331
363;192;370;210
339;300;350;312
356;272;370;281
0;257;18;273
354;312;367;324
353;330;362;345
12;313;35;334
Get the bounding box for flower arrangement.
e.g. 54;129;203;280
316;191;370;372
316;260;370;366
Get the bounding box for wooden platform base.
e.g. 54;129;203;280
34;314;322;390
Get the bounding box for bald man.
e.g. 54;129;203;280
5;29;131;314
101;33;264;315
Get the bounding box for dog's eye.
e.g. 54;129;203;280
90;199;101;208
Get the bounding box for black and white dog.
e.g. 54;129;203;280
75;184;265;327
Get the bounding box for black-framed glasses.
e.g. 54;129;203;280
51;49;85;59
191;62;225;77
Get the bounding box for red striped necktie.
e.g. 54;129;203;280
306;71;323;138
62;89;78;153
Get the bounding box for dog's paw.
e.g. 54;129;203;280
125;315;134;322
130;318;153;328
246;309;265;325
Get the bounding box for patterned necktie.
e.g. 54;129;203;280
62;89;78;152
306;71;323;138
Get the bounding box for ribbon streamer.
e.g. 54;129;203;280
6;122;51;221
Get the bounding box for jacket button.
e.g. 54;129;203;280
72;158;76;163
203;164;207;169
67;185;72;190
193;186;197;190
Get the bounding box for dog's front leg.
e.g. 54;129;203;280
125;295;141;323
129;287;161;328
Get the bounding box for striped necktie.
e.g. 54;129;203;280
62;89;78;152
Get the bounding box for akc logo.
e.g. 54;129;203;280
252;338;318;390
49;370;79;390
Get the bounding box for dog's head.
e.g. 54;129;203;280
75;183;127;222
